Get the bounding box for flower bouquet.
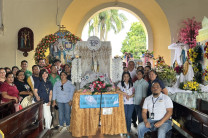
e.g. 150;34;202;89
178;17;201;48
83;78;114;95
182;81;201;92
174;65;183;75
156;64;177;87
188;45;203;63
155;55;165;67
204;42;208;59
142;50;154;58
189;45;203;83
141;50;154;66
203;66;208;85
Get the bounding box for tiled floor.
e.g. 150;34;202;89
51;124;138;138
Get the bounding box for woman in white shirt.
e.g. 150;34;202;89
117;72;134;138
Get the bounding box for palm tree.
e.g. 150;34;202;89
88;9;127;41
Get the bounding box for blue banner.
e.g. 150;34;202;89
80;94;119;109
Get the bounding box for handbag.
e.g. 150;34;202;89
21;95;33;108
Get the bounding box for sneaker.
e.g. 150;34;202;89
58;126;63;132
66;126;70;132
127;135;131;138
133;123;137;128
54;126;59;130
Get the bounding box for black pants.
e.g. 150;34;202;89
132;107;137;124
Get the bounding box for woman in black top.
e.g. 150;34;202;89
14;70;33;101
34;69;52;129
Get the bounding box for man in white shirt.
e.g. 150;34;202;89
138;82;173;138
128;61;136;81
128;60;137;127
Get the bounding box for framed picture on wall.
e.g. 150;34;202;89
18;27;34;57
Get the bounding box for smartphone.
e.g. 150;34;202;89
54;105;59;110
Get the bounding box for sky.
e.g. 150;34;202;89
81;10;139;57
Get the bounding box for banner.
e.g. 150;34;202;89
80;94;119;109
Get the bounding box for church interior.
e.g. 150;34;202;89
0;0;208;138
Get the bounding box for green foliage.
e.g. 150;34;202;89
88;9;127;41
156;64;177;87
121;22;146;59
179;82;184;89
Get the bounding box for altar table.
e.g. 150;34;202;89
69;91;127;137
169;92;208;109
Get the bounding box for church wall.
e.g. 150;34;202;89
0;0;72;70
61;0;172;65
61;0;208;65
157;0;208;43
156;0;208;64
0;0;208;70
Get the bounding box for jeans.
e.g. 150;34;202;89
132;108;137;124
124;104;135;133
138;119;172;138
135;105;143;123
57;102;71;126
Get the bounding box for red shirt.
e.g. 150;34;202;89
0;82;19;102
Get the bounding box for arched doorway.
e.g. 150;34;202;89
61;0;171;64
81;8;151;58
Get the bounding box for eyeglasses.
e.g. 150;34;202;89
61;85;64;91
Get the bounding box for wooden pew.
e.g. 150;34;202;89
144;100;208;138
196;99;208;115
0;100;15;119
172;101;208;138
0;100;44;138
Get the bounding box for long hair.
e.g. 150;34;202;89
121;72;133;88
39;69;48;81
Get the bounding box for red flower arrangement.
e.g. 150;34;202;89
155;55;165;67
174;65;183;75
204;42;208;59
83;78;114;95
34;32;81;64
178;17;201;48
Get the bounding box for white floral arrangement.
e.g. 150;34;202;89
71;58;82;84
80;72;112;88
111;56;123;83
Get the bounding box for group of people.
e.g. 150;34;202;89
117;61;173;138
0;58;173;137
0;58;75;132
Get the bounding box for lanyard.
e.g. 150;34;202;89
152;97;159;113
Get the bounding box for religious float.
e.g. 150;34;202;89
34;27;126;137
69;36;126;137
34;25;81;65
